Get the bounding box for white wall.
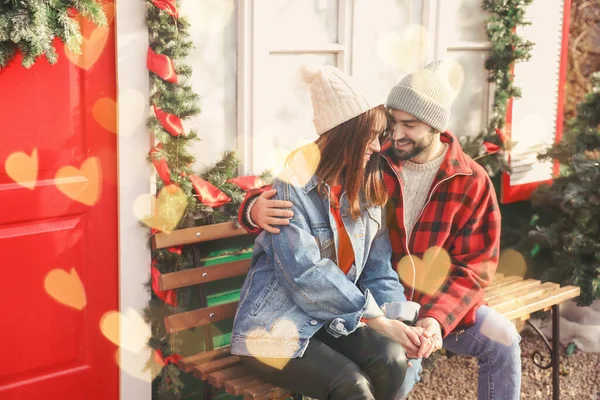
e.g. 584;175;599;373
352;0;425;104
437;0;492;137
115;0;152;398
181;0;238;172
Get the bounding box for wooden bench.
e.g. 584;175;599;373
154;222;297;400
153;222;579;400
483;273;580;400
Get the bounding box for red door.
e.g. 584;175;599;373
0;4;119;400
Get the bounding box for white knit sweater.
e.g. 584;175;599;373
400;145;448;239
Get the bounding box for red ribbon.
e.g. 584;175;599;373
483;142;501;153
151;263;178;307
167;246;182;255
153;349;183;367
226;176;264;191
150;143;172;185
147;48;178;84
153;105;185;137
189;175;232;208
494;128;508;144
151;0;178;17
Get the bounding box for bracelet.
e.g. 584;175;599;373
245;197;259;228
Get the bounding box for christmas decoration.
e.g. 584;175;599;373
460;0;534;176
189;175;232;209
141;2;272;398
0;0;108;69
528;72;600;306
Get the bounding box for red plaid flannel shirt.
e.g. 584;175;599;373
238;132;501;336
380;132;501;336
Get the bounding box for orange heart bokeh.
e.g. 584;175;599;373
93;97;117;133
396;247;452;296
245;320;299;370
100;308;151;353
5;149;38;190
65;3;115;70
55;157;102;206
141;185;188;233
44;268;87;310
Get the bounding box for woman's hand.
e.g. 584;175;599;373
366;317;423;358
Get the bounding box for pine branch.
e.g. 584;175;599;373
528;72;600;305
0;0;106;69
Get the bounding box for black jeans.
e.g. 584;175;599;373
239;327;408;400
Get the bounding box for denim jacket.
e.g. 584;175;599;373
230;171;420;359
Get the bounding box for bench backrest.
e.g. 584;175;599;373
153;222;254;366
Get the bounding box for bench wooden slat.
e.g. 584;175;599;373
225;375;266;396
487;274;515;287
153;221;247;250
193;355;241;380
501;285;580;321
485;275;524;290
159;259;251;290
249;387;292;400
484;279;541;300
178;346;231;372
488;282;558;310
165;301;238;333
244;383;290;400
208;364;251;387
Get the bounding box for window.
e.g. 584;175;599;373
238;0;425;175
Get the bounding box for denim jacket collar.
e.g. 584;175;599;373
301;175;321;194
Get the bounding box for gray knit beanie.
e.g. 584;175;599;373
385;60;455;132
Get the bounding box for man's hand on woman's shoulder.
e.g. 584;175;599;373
250;189;294;234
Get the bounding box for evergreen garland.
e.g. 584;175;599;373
143;2;198;396
0;0;107;69
460;0;534;176
142;2;271;398
528;72;600;305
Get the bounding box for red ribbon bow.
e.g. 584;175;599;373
494;128;508;144
226;176;265;191
153;105;185;137
151;262;178;307
483;142;501;153
147;48;178;84
167;246;182;255
150;143;172;185
151;0;178;17
189;175;231;208
153;349;183;367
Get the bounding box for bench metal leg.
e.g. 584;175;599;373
525;306;561;400
552;304;560;400
202;383;214;400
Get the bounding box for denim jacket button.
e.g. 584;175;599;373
310;320;318;326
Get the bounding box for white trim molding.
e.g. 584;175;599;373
115;0;153;398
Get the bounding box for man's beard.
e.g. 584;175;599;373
392;134;435;161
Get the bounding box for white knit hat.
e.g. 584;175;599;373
386;60;455;132
301;62;375;135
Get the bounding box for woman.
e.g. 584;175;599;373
231;64;423;400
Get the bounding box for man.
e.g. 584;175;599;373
239;61;521;400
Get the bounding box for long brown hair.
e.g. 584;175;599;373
290;105;391;220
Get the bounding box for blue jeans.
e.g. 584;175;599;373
395;306;522;400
